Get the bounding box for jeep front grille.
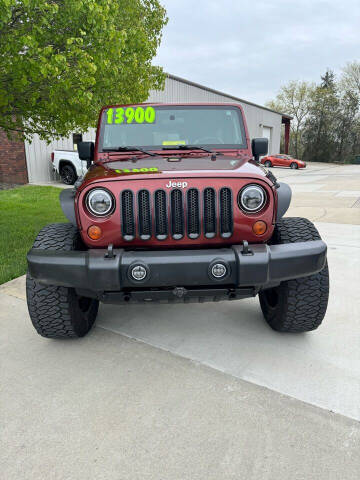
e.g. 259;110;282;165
120;187;233;241
187;188;200;239
219;187;233;238
170;189;184;240
121;190;135;241
154;189;168;240
203;187;216;238
138;190;151;240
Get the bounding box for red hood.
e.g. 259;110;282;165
79;154;272;191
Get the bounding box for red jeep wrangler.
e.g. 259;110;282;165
26;103;329;338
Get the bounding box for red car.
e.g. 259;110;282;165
261;154;306;169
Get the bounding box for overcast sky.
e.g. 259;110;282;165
155;0;360;106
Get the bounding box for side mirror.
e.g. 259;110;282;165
252;138;268;162
78;141;94;168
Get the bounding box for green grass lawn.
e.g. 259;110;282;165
0;185;66;285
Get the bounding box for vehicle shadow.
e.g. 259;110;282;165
96;297;313;379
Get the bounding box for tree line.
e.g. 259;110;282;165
266;61;360;163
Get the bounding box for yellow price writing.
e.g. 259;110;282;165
106;107;156;125
114;167;159;174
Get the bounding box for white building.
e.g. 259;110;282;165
24;74;291;184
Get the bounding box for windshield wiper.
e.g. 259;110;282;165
102;146;157;157
161;145;215;154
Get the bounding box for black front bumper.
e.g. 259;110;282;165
27;241;327;302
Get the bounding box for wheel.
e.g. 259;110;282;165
290;162;298;169
26;223;99;338
259;217;329;332
60;164;77;185
264;160;272;168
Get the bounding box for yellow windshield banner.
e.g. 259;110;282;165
162;140;186;145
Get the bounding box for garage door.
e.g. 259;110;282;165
262;126;272;156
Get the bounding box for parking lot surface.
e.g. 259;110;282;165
96;163;360;420
277;162;360;224
1;162;360;479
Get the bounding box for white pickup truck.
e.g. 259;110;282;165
51;150;89;185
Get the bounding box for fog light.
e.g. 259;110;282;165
88;225;102;240
211;263;227;279
252;221;267;235
131;265;147;281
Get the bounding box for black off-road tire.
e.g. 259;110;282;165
290;162;298;169
60;164;77;185
26;223;99;338
259;217;329;333
264;160;272;168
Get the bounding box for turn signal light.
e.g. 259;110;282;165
88;225;102;240
252;221;267;235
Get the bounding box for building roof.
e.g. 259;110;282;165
168;73;292;120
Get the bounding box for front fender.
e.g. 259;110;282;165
60;189;77;226
276;182;292;221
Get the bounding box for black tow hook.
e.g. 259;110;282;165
105;244;115;259
241;240;253;256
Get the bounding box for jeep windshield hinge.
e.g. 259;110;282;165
266;170;280;189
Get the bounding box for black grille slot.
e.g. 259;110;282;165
219;187;233;238
171;189;184;239
203;188;216;238
121;190;135;241
187;189;200;238
154;190;168;240
138;190;151;240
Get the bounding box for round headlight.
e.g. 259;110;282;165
86;189;114;216
239;185;266;213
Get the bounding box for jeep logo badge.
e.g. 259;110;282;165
165;180;188;189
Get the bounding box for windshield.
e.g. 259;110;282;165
98;105;247;152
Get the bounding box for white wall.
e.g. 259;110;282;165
148;76;282;155
25;76;282;183
25;130;95;183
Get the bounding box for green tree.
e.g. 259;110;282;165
341;61;360;97
303;70;339;163
336;90;359;160
267;64;360;164
0;0;168;140
338;61;360;162
266;80;314;158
